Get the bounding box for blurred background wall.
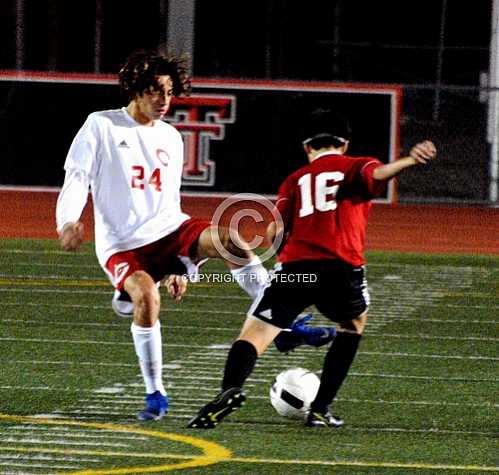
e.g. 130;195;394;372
0;0;496;204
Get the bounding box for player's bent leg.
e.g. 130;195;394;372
274;314;337;353
111;289;134;318
337;312;368;335
306;311;367;428
196;225;251;263
236;315;283;356
111;282;162;319
125;272;168;420
196;226;269;300
125;271;160;327
187;316;281;429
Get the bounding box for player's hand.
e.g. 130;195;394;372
409;140;437;165
165;274;188;302
59;222;84;251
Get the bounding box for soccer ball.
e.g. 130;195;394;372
269;368;320;419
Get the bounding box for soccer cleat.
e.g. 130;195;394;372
186;387;246;429
111;289;134;318
305;409;344;428
137;391;169;421
274;314;336;352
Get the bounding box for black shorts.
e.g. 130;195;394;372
249;260;369;329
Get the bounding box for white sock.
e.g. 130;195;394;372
131;321;166;396
230;255;269;300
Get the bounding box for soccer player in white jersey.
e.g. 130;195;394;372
55;50;271;421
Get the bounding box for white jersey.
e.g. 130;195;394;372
57;107;190;267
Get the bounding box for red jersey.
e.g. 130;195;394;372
275;152;386;266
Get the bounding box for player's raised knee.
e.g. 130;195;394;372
198;226;252;262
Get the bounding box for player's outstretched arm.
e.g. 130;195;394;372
59;222;84;251
373;140;437;181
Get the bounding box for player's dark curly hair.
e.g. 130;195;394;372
118;50;191;99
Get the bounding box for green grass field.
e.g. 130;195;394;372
0;238;497;474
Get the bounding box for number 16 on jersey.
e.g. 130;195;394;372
298;172;344;217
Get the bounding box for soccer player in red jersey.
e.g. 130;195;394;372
188;108;437;429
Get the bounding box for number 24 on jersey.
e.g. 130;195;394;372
131;165;162;192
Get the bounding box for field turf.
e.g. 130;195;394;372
0;238;497;474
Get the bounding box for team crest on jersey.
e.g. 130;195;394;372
156;148;170;167
167;95;236;186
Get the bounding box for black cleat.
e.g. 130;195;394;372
186;387;246;429
305;410;344;428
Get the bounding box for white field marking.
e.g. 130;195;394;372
11;262;99;269
0;430;148;447
0;462;81;469
0;319;242;333
0;386;80;392
182;413;499;438
7;425;148;435
0;429;148;441
127;316;369;331
167;365;497;384
0;299;246;315
5;287;496;313
0;285;242;295
247;394;497;407
2;301;499;320
93;386;126;394
0;249;93;256
63;404;142;411
333;398;498;408
0;337;244;348
359;351;498;361
366;333;499;342
349;426;497;437
49;410;132;417
79;397;215;406
342;371;497;383
9;272;487;296
0;289;111;295
78;397;144;404
370;317;499;323
164;384;222;391
50;408;192;416
6;360;137;367
3;274;496;296
0;336;133;346
0;254;491;276
6;262;496;452
177;349;499;362
54;401;200;411
0;264;486;279
0;453;102;463
167;382;256;390
0;276;241;293
226;456;499;473
0;273;105;280
0;471;39;475
0;437;130;448
2;281;497;309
